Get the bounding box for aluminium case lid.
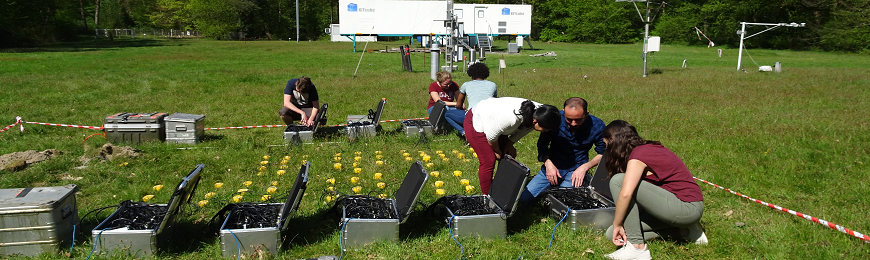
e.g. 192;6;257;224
372;99;386;126
155;163;204;233
394;161;429;223
278;162;310;232
0;185;79;211
428;100;447;130
589;154;613;201
488;155;530;217
165;113;205;123
105;112;168;124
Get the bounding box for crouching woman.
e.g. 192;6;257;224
603;120;707;260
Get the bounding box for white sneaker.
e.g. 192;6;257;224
686;222;708;245
605;240;652;260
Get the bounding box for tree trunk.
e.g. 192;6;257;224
94;0;101;27
79;0;88;30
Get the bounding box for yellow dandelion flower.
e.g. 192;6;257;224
460;179;470;186
434;181;444;188
205;192;216;199
405;157;412;161
258;166;267;171
334;163;342;170
402;152;410;157
399;149;406;154
378;194;388;199
197;200;209;207
436;150;444;154
439;154;446;158
430;171;440;177
354;151;362;156
373;172;383;179
353;162;360;167
377;182;386;189
280;159;288;165
263;155;270;160
271;181;279;186
452;150;459;154
327;186;335;191
261;195;271;201
266;186;278;194
436;189;446;196
375;151;382;155
354;168;362;173
465;185;475;193
334;153;341;157
142;195;154;202
260;160;269;165
464;159;471;162
327;178;336;184
281;165;290;169
376;160;384;165
376;155;383;159
351;177;360;183
153;185;164;191
354;156;362;162
469;147;474;152
442;158;449;162
283;156;291;160
232;195;243;203
352;186;362;194
237;188;249;194
457;153;465;159
214;182;224;188
325;195;334;202
334;157;342;162
473;152;478;158
243;181;252;187
277;170;286;176
453;171;462;177
426;163;434;168
302;155;309;159
423;156;431;162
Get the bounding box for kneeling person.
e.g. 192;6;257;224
279;76;320;126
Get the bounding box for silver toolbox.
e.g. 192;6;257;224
0;185;79;257
165;113;205;144
338;161;428;249
546;156;615;231
346;99;385;140
217;162;310;258
104;112;168;144
284;103;328;144
92;164;203;257
440;156;529;239
402;100;446;138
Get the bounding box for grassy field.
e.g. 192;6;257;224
1;38;869;259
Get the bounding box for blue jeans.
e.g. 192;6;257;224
428;106;466;135
520;166;591;202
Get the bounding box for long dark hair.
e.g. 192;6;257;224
516;100;560;130
603;120;660;177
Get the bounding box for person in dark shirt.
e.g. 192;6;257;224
279;76;320;126
521;97;606;202
602;120;707;260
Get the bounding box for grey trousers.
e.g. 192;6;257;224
605;173;704;244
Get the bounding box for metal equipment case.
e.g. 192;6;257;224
546;156;616;231
345;99;385;140
402;100;446;137
339;161;428;249
217;162;310;258
91;164;203;257
0;185;79;257
284;103;328;144
440;156;530;239
164;113;206;144
104;112;168;144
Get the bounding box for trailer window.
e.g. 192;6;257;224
478;10;485;18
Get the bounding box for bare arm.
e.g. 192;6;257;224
455;92;466;110
611;159;647;245
430;91;457;107
306;100;320;126
571;154;603;187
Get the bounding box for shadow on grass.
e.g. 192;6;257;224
284;207;340;248
507;202;549;235
0;38;187;53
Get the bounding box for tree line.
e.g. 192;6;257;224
1;0;867;53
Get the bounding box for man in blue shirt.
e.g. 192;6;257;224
520;97;606;202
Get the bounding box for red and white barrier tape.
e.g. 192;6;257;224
0;116;23;133
3;116;433;132
25;121;103;130
206;124;286;130
694;176;870;243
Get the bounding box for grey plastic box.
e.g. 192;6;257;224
0;185;79;257
92;164;203;257
104;112;168;144
546;155;616;231
339;161;428;249
218;162;310;258
346;99;385;140
441;156;529;239
165;113;205;144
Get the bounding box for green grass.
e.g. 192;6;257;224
1;38;869;259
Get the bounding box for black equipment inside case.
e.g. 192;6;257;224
545;155;616;230
284;103;328;144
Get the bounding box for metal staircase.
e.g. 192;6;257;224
475;34;492;53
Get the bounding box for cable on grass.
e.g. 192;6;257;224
549;207;570;249
447;215;468;260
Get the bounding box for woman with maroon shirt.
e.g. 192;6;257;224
427;71;466;137
602;120;707;260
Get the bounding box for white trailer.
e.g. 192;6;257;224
453;4;532;36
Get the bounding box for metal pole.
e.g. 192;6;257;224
737;22;746;71
642;1;649;77
295;0;299;42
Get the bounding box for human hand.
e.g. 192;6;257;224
544;160;560;185
612;225;627;246
306;118;316;127
300;114;310;126
572;164;591;187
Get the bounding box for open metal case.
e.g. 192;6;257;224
402;100;447;137
217;162;310;258
338;161;428;249
92;164;204;257
284;103;328;144
439;155;530;239
345;98;385;140
546;155;616;230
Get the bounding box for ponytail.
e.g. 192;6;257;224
516;100;535;128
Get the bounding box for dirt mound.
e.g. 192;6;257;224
78;143;142;163
0;149;63;172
